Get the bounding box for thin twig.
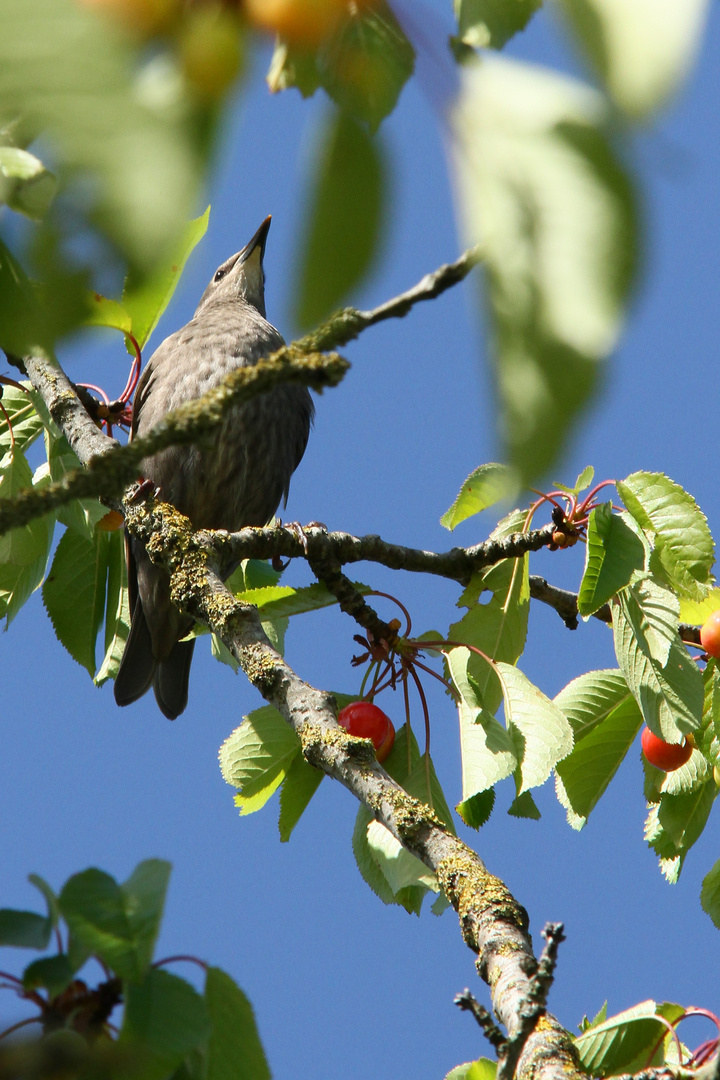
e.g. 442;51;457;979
455;987;508;1052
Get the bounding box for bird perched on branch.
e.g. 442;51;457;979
114;217;314;719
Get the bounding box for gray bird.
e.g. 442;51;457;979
114;217;314;719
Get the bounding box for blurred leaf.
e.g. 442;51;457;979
0;446;55;625
205;967;270;1080
448;508;530;715
0;145;57;219
294;110;385;329
0;908;51;948
555;0;710;118
219;705;301;799
496;662;574;792
268;2;414;131
83;291;133;334
121;969;211;1062
618;471;714;602
613;576;704;741
23;954;74;997
122;859;172;976
440;462;517;530
578;503;645;615
451;55;637;483
555;670;642;827
122;206;211;349
0;236;46;355
43;527;112;677
28;874;60;928
453;0;542;48
701;859;720;930
278;753;324;842
0;0;200;269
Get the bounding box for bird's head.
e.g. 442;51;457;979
195;215;272;318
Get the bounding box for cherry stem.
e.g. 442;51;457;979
0;399;15;450
643;1013;686;1068
402;666;412;777
358;659;378;700
119;333;142;405
367;590;412;638
407;663;432;802
0;375;31;394
0;1016;42;1042
153;954;208;972
0;970;25;988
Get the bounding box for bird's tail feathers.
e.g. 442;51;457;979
153;639;196;720
114;604;157;707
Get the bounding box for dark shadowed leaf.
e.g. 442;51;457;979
578;503;645;615
0;908;51;948
43;527;112;677
294;110;386;329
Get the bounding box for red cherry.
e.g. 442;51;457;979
338;702;395;763
641;726;693;772
700;610;720;659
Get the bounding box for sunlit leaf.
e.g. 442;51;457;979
701;859;720;930
219;706;300;799
450;55;637;483
453;0;542;49
496;662;574;792
441;462;518;530
0;145;57;219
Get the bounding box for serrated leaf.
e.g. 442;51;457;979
555;0;710;118
268;3;414;131
453;0;542;48
618;472;714;601
352;804;425;915
441;463;518;530
121;969;211;1061
0;446;54;624
508;790;541;818
366;820;439;894
122;207;211;349
555;670;642;825
295;110;385;329
457;787;496;828
450;55;637;483
574;1000;683;1074
43;527;111;676
23;954;74;998
612;576;704;740
445;1060;497;1080
700;859;720;930
205;967;270;1080
219;706;301;799
644;782;716;879
0;145;57;219
0;908;52;949
578;503;645;615
278;753;324;842
449;509;530;714
496;662;573;792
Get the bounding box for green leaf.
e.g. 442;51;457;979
555;670;642;826
230;579;370;620
453;0;542;49
0;381;44;455
122;860;172;976
448;508;530;715
219;706;301;801
457;787;495;829
578;503;645;615
618;472;714;601
701;859;720;930
612;576;704;740
95;528;131;686
0;0;200;270
366;820;440;895
121;969;211;1060
0;145;56;219
440;463;518;530
448;648;518;797
278;753;324;842
508;790;541;819
268;2;414;131
205;967;270;1080
575;1000;685;1074
43;527;112;677
450;55;637;483
495;662;574;792
679;588;720;627
555;0;710;118
0;446;55;625
445;1060;497;1080
644;782;716;882
46;430;107;539
23;954;74;998
0;908;51;948
122;207;211;349
28;874;60;928
0;238;46;355
294;110;385;329
83;291;133;334
59;866;163;982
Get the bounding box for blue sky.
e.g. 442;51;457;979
1;3;719;1077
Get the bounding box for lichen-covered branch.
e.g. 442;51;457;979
123;492;587;1080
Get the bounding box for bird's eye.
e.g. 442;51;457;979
214;267;227;283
